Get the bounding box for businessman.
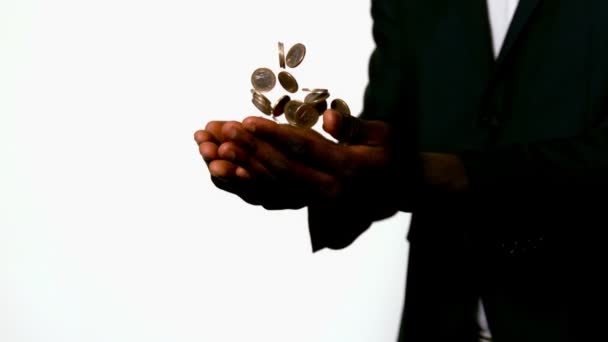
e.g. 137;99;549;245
195;0;608;340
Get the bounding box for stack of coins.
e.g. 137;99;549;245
249;42;351;129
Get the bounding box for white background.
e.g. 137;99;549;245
0;0;411;341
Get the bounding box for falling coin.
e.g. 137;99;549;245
272;95;291;117
302;88;328;93
314;100;328;114
252;93;270;107
278;42;285;69
304;91;330;104
251;89;272;115
246;43;348;129
284;100;304;125
251;67;276;92
330;98;351;116
278;71;299;93
286;43;306;68
252;98;272;115
253;93;271;107
251;88;270;102
294;103;319;128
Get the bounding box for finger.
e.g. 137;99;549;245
221;121;247;143
217;141;247;162
241;116;345;172
194;130;216;145
217;141;272;179
199;141;219;164
223;122;292;173
208;159;239;178
225;122;341;198
207;150;254;180
322;110;388;145
322;109;350;142
204;121;229;142
220;121;278;177
235;166;253;180
222;121;258;152
227;120;343;196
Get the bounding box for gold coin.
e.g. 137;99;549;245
272;95;291;117
330;98;351;116
284;100;304;125
286;43;306;68
278;71;299;93
304;91;330;104
314;99;328;114
302;88;328;93
251;67;276;92
278;42;285;69
294;103;319;128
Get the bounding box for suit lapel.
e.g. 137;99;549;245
464;0;496;67
494;0;544;71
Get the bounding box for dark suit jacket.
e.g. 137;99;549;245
308;0;608;341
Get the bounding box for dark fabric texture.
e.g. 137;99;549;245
308;0;608;340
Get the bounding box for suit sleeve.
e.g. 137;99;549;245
307;0;409;252
456;116;608;247
459;121;608;195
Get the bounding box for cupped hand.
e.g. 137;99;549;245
195;110;418;214
194;119;313;209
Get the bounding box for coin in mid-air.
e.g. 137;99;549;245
314;100;328;114
284;100;304;124
293;103;319;128
304;91;330;104
286;43;306;68
251;67;276;92
330;98;351;116
272;95;291;117
302;88;328;93
278;42;285;69
278;71;299;93
251;89;272;115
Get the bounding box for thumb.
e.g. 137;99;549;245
322;109;389;145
